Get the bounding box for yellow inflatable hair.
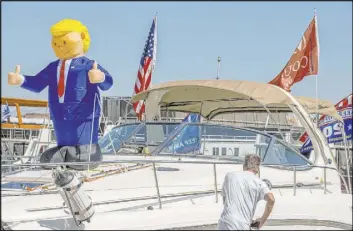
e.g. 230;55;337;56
50;19;91;52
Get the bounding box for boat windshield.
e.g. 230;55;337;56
156;123;269;159
123;122;180;146
98;121;312;168
263;139;312;167
153;123;312;167
98;123;140;154
99;122;182;154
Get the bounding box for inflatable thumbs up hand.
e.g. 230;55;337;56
88;61;105;83
8;65;24;86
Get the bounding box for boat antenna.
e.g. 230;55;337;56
216;56;221;80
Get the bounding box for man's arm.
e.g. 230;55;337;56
258;192;275;229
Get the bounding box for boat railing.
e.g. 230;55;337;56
116;116;304;131
126;134;257;142
2;158;351;209
1;137;57;168
1;139;56;144
1;128;42;140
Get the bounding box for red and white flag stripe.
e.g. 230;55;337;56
133;15;157;120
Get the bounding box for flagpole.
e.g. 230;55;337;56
216;56;221;80
314;8;320;128
153;12;158;71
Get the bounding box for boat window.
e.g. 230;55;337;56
163;124;180;136
221;147;227;156
13;142;27;156
255;135;272;160
213;147;219;156
234;147;239;157
129;125;146;144
1;129;10;138
203;125;257;140
263;140;310;167
31;130;40;138
126;123;180;146
158;124;272;159
98;124;139;154
99;123;180;153
24;130;31;139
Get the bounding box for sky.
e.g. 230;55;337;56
1;1;352;108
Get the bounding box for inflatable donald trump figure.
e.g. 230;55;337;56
8;19;113;170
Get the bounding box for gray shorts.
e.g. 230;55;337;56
39;143;102;171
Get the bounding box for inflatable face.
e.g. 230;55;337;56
50;19;91;59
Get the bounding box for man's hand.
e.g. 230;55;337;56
258;192;275;229
88;61;105;83
255;218;264;229
8;65;23;86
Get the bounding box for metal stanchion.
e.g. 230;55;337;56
293;166;297;196
324;167;327;194
152;163;162;209
213;164;218;203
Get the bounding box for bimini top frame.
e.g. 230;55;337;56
133;80;340;121
131;79;342;169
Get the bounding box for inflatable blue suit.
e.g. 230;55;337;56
7;19;113;170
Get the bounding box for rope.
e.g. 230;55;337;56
83;163;151;183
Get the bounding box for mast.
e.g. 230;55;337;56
216;56;221;80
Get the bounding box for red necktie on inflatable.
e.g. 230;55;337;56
58;60;66;97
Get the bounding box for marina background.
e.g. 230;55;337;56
1;1;352;109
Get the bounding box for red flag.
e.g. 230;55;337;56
269;16;319;91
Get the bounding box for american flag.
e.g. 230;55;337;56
133;15;157;120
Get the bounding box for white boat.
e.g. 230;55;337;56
1;80;352;230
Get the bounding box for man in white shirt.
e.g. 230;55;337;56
218;154;275;230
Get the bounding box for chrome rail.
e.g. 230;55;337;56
293;166;297;196
1;140;57;144
213;164;218;203
152;163;162;209
2;159;351;210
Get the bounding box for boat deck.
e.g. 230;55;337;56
2;193;352;230
1;155;352;230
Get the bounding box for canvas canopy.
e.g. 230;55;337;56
132;80;341;121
